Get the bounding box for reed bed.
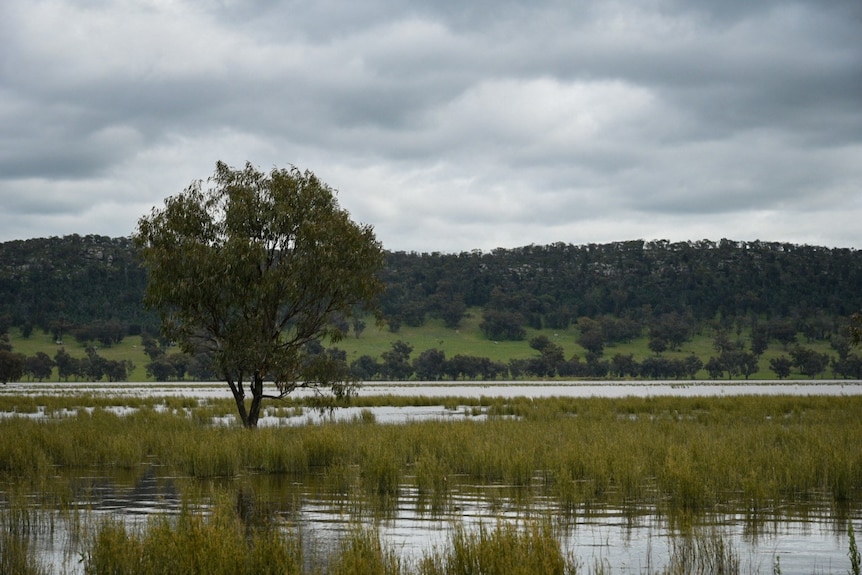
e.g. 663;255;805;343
0;492;49;575
2;396;861;510
78;499;766;575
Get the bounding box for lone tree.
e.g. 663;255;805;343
135;161;385;427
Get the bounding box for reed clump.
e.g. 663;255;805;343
0;493;49;575
83;490;302;575
327;525;404;575
661;527;741;575
418;520;576;575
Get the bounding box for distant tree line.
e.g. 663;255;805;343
2;235;861;338
330;328;859;382
0;332;134;384
1;235;861;382
380;240;862;336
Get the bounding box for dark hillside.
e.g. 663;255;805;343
0;235;153;334
2;235;861;382
1;235;860;339
381;240;862;331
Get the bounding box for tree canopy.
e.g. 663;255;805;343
134;162;384;427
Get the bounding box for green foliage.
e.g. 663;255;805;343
134;161;385;426
0;234;153;332
0;349;25;383
480;309;526;341
4;235;862;383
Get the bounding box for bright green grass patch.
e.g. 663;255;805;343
4;317;845;381
335;312;564;364
7;328;152;381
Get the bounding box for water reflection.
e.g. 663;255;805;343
17;466;860;574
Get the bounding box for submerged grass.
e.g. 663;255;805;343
0;492;49;575
84;489;302;575
78;499;765;575
421;520;575;575
1;395;861;514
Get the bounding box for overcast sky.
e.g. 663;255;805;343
2;0;860;253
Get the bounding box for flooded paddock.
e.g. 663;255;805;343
2;379;861;573
18;466;862;574
4;378;862;403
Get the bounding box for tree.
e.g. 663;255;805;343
54;348;75;381
705;357;724;379
682;354;704;379
352;317;366;339
769;356;793;379
770;320;798;349
851;312;862;346
650;312;692;351
479;310;526;341
789;345;830;378
447;354;483;380
413;348;447;381
84;347;107;381
104;359;133;382
135;162;384;428
609;353;639;378
0;350;25;384
738;351;759;379
750;325;769;356
647;336;668;355
147;357;176;382
380;340;414;380
577;325;605;356
25;352;54;381
350;355;380;380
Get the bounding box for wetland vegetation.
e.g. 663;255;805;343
1;392;861;573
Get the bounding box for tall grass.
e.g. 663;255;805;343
2;395;861;514
80;502;756;575
0;492;49;575
419;520;575;575
327;525;404;575
662;528;740;575
83;489;302;575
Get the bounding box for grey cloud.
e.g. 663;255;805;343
0;0;860;252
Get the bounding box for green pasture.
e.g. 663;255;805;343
5;309;843;382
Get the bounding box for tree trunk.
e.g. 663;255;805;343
226;372;264;428
227;377;249;426
246;371;265;428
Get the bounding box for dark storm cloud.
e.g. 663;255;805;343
0;0;859;251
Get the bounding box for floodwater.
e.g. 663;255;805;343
3;379;861;573
4;378;862;400
22;467;862;574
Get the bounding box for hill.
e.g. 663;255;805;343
1;235;861;382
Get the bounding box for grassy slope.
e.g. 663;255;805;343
7;308;841;382
9;329;151;382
